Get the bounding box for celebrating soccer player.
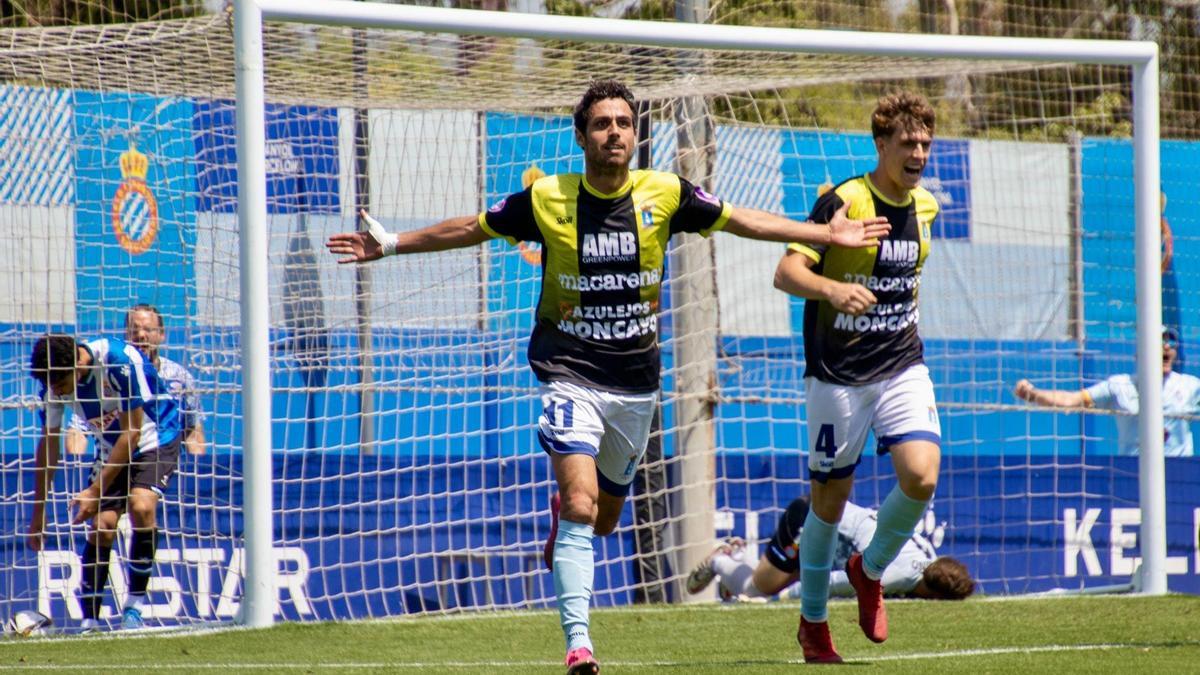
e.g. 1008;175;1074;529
327;79;889;675
686;496;974;603
773;91;942;663
27;333;183;633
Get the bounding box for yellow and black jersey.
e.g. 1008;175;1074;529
789;174;938;386
479;170;731;393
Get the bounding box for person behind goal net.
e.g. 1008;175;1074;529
686;496;974;603
327;79;891;675
66;305;207;457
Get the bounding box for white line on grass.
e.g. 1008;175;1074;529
3;641;1197;670
3;593;1162;646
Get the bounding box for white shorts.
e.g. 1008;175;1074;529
537;381;658;497
804;364;941;483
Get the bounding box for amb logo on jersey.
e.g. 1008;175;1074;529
111;142;159;255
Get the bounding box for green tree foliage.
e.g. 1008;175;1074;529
0;0;204;26
2;0;1197;138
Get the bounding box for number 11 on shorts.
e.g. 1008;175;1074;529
546;399;574;428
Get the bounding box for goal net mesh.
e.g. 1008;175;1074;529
0;12;1181;628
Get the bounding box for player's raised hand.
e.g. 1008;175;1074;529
1013;379;1036;402
69;486;99;525
827;281;877;316
828;199;890;248
326;210;396;264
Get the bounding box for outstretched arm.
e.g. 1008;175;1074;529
1013;379;1091;408
326;211;489;264
722;199;890;248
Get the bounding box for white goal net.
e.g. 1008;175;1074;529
0;5;1184;632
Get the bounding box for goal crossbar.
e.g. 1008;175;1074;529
231;0;1166;628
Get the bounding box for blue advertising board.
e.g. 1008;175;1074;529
1;453;1195;627
482;112;581;336
72;92;197;331
192;100;340;215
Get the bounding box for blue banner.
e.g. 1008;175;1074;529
1082;139;1200;346
72;92;197;331
193;100;340;215
483;113;581;335
1;453;1194;627
779;130;971;240
924;138;971;239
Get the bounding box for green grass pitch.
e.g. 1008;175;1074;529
2;595;1198;673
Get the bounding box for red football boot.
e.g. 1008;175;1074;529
797;617;843;664
565;646;599;674
846;552;888;643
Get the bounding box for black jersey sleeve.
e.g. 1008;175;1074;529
478;187;541;244
669;177;732;236
807;188;844;226
790;188;844;262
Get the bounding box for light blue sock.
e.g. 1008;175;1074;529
863;485;929;579
799;510;838;622
553;519;595;652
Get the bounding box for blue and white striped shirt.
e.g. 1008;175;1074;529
43;337;181;459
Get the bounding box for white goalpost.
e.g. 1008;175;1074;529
231;0;1163;627
0;0;1174;634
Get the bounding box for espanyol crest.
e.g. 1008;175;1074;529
111;142;160;255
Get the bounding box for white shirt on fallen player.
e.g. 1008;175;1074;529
828;501;937;596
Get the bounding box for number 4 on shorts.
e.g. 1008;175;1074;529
815;424;836;459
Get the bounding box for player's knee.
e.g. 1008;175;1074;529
559;492;598;527
810;480;853;522
92;530;117;547
127;496;158;529
91;514;119;547
898;472;938;501
752;566;792;596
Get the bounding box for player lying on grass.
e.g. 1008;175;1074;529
687;497;974;602
327;79;890;675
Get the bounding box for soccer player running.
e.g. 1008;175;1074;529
1013;326;1199;457
686;497;974;603
67;305;207;456
327;79;890;674
27;333;183;633
773;91;942;663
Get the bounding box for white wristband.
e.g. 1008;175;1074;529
362;212;399;256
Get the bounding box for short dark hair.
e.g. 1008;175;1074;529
921;556;975;600
871;91;936;139
30;334;78;387
573;79;637;136
127;303;165;330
